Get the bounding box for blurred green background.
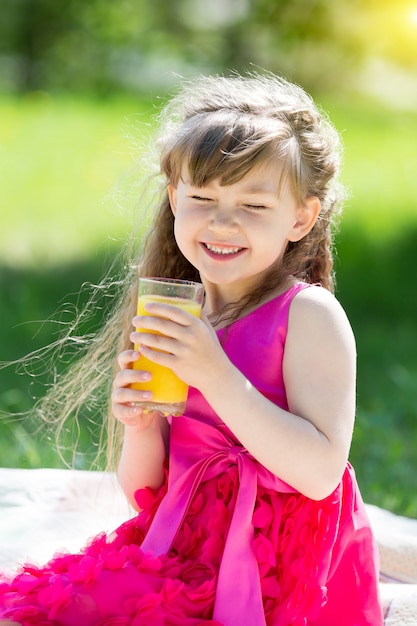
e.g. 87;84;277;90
0;0;416;516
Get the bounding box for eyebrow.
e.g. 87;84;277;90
240;184;277;195
185;176;279;196
200;180;278;194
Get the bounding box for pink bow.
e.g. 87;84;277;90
140;416;296;625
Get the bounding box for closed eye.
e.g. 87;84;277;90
245;204;267;210
191;195;213;202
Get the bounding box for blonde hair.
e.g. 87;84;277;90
25;72;345;469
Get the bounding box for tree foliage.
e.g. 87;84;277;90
0;0;363;94
0;0;415;94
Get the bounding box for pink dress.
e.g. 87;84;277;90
0;283;383;626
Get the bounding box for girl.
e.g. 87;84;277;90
0;73;383;625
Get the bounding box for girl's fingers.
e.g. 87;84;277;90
134;302;195;327
113;367;151;390
132;308;198;340
112;402;142;424
112;347;158;427
112;402;157;429
117;349;140;369
112;386;152;406
130;331;171;351
111;386;154;426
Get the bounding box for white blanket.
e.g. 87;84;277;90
0;468;133;572
0;468;416;624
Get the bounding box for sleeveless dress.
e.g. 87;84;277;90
0;283;383;626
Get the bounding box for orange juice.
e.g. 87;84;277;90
132;294;203;415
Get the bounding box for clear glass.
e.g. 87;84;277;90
132;277;205;416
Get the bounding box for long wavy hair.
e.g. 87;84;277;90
16;72;345;470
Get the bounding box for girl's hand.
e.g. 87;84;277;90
111;349;159;429
130;303;229;395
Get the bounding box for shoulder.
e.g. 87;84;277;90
289;285;356;352
291;283;347;312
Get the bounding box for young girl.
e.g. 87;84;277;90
0;73;383;625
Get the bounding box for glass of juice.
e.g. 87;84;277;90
132;277;205;416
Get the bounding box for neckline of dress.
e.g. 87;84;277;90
214;281;308;333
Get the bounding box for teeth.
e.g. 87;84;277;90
205;243;242;255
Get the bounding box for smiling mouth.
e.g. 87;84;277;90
203;243;245;256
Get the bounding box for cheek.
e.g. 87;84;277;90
173;213;195;258
174;208;203;238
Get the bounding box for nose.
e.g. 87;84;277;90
207;205;239;235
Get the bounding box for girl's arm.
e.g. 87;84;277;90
117;415;169;510
200;287;356;500
111;350;170;510
134;286;356;501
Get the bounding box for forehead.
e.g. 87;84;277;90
181;159;287;195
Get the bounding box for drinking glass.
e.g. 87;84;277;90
132;277;204;416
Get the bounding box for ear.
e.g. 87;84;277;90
167;184;177;216
288;196;321;242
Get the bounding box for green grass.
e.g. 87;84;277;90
1;92;417;517
323;95;417;516
323;95;417;238
335;226;417;517
0;92;156;265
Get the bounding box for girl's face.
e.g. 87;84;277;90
168;160;320;302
